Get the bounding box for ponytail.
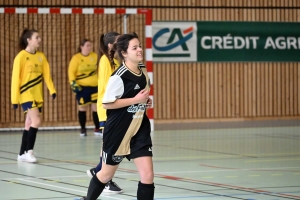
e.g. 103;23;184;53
97;31;120;71
18;28;38;51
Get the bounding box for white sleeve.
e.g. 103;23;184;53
102;75;124;103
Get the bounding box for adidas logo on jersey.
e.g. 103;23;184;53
148;147;152;151
134;84;140;90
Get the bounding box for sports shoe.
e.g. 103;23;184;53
78;197;86;200
103;180;123;193
25;150;37;163
80;128;87;137
86;168;96;178
17;154;26;162
94;128;103;136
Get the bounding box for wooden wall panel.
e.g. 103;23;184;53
0;0;300;128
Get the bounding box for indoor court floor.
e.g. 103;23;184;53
0;123;300;200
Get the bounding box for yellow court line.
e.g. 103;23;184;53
271;174;283;176
225;176;238;178
249;175;260;177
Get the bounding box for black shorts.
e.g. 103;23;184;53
102;145;153;166
76;86;97;105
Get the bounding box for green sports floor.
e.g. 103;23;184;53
0;122;300;200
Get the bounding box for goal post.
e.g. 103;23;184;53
0;7;154;131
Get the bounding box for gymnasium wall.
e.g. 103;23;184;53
0;0;299;129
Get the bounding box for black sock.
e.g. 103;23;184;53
92;112;99;129
137;181;155;200
19;130;28;155
26;127;38;151
86;175;106;200
78;111;86;129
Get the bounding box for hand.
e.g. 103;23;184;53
13;104;18;109
134;89;149;104
52;93;56;99
146;98;152;108
70;81;82;93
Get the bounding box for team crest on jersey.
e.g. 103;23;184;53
127;103;146;113
112;155;123;163
38;56;42;62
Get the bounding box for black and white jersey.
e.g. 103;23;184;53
102;62;151;156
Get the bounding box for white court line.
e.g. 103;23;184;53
18;179;125;200
152;166;300;174
3;166;300;181
2;173;135;180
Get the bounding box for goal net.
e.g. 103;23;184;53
0;8;153;131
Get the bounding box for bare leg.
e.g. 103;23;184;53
134;156;155;200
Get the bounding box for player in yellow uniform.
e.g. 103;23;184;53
85;32;123;193
11;28;57;163
68;39;100;137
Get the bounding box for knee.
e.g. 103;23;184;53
140;170;154;184
25;120;31;129
96;171;114;184
31;117;41;127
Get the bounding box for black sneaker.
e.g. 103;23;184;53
86;168;96;178
80;128;87;137
103;180;123;193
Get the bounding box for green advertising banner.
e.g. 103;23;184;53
152;21;300;62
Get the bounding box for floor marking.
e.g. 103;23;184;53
249;175;260;177
225;176;238;178
18;179;125;200
246;158;300;163
46;180;60;182
271;174;283;176
73;180;87;182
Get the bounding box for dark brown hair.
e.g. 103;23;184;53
18;28;38;51
114;32;139;61
98;31;120;70
77;38;91;53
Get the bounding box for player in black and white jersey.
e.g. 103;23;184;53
80;33;154;200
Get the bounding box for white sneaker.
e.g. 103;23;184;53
103;180;123;193
17;154;26;162
25;150;37;163
94;129;103;136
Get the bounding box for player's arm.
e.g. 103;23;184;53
42;55;56;95
102;75;149;109
98;57;113;101
97;57;112;121
68;56;81;92
11;56;21;105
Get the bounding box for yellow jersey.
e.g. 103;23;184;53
97;55;120;122
68;52;98;87
11;50;56;104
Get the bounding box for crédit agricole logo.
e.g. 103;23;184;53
152;22;197;62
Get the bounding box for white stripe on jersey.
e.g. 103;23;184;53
115;65;127;76
138;62;145;68
102;151;107;163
